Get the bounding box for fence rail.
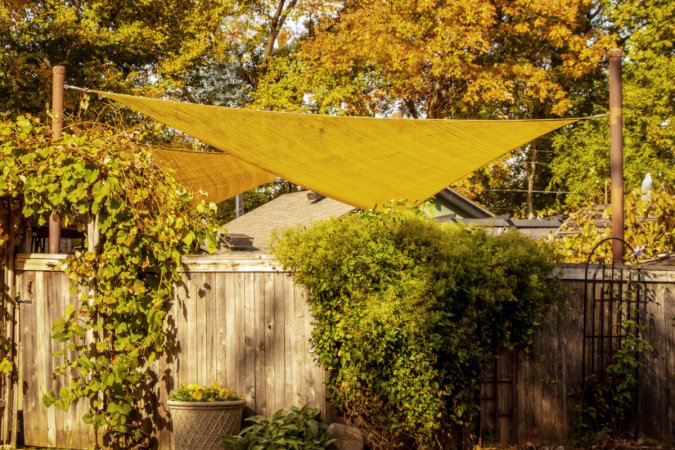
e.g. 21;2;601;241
5;255;674;448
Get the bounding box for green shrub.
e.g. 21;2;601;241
551;185;674;263
273;207;559;449
221;405;335;450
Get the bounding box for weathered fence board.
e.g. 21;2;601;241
14;255;339;449
497;268;674;446
15;267;92;448
149;265;338;449
167;268;336;418
9;256;675;448
640;274;675;440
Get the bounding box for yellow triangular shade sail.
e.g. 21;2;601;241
96;91;580;209
152;148;275;203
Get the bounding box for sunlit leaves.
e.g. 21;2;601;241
551;185;674;262
0;0;229;115
274;208;559;447
549;0;674;207
254;0;613;119
0;115;217;446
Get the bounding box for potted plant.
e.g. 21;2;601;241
168;382;246;450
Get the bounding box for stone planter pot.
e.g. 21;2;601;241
168;399;246;450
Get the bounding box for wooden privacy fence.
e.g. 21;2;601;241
9;254;335;448
3;255;675;448
479;265;674;445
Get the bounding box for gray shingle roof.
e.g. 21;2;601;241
223;191;355;251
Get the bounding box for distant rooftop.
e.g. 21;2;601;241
222;191;354;252
220;189;570;252
435;215;564;238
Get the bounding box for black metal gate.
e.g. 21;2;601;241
581;237;644;431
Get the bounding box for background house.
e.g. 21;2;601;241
221;188;496;252
221;191;354;252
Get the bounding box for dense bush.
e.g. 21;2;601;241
221;405;335;450
273;208;559;449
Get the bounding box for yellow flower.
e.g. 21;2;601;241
170;382;240;402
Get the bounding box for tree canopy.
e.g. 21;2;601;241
0;0;232;115
1;0;671;216
252;0;672;215
255;0;614;120
549;0;674;207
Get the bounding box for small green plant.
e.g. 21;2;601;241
169;383;240;402
576;319;654;440
221;405;336;450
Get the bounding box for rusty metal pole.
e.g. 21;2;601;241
48;65;65;253
609;49;624;263
52;66;65;139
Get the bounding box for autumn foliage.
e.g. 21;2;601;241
256;0;614;119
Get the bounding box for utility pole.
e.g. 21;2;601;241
526;142;538;220
609;49;624;263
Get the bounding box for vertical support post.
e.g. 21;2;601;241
5;204;17;445
51;66;65;140
87;214;99;252
609;49;624;264
21;225;31;253
527;142;538;220
235;193;245;218
49;66;65;254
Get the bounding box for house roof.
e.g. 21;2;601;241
436;215;564;238
221;188;499;252
222;191;354;251
431;188;494;219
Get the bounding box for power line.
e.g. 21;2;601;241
484;189;592;194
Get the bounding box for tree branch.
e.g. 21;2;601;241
181;86;197;104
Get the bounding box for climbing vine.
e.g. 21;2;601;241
0;115;218;447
